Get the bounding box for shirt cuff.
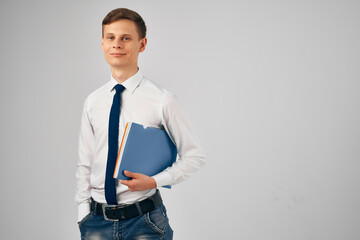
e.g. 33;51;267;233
78;201;91;222
152;170;172;188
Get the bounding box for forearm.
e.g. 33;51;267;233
75;164;92;222
158;92;206;187
152;153;206;187
76;97;95;222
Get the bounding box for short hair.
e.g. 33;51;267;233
102;8;147;39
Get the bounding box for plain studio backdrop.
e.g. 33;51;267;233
0;0;359;239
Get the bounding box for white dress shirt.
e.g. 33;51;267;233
75;70;206;221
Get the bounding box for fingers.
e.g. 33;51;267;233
120;179;131;187
121;171;137;191
120;179;130;185
123;170;138;178
120;179;138;192
119;171;156;192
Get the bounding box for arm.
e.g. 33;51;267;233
152;92;206;187
75;97;95;222
121;92;206;190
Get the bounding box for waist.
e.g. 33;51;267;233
90;189;162;221
91;187;156;205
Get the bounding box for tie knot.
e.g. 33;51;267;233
114;84;125;93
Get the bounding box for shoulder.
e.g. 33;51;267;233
137;76;175;99
140;76;181;105
83;82;110;110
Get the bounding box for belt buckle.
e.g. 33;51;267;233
102;204;126;221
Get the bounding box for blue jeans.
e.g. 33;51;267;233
78;203;173;240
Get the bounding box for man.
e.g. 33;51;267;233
75;8;205;240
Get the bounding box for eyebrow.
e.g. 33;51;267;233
104;33;133;37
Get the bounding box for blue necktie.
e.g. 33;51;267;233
105;84;125;205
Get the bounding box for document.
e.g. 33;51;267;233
113;122;177;189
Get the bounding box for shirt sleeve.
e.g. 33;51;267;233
75;96;94;222
152;92;206;187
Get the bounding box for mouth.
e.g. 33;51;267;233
110;53;127;56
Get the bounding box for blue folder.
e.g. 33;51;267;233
113;122;177;189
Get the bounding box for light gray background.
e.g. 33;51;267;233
0;0;359;239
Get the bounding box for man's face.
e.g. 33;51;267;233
101;19;147;70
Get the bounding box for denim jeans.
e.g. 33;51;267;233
78;203;173;240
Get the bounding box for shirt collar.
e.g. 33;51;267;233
108;69;143;94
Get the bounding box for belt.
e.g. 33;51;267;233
91;190;162;221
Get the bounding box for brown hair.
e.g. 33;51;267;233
102;8;147;39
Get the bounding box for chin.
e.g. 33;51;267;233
110;63;130;69
107;60;126;67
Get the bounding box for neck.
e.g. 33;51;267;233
110;65;139;84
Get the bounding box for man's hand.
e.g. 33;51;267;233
120;170;157;191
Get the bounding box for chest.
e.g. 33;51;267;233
88;94;163;140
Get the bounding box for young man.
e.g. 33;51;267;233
75;8;205;240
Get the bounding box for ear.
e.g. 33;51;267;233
101;36;104;51
139;37;147;53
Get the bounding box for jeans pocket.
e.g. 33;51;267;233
78;213;94;229
144;205;167;236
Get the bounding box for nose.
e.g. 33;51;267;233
113;39;123;49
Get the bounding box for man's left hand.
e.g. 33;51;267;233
120;170;157;191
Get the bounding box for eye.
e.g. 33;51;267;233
122;37;131;41
107;36;114;40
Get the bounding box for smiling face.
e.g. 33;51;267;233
101;19;147;71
